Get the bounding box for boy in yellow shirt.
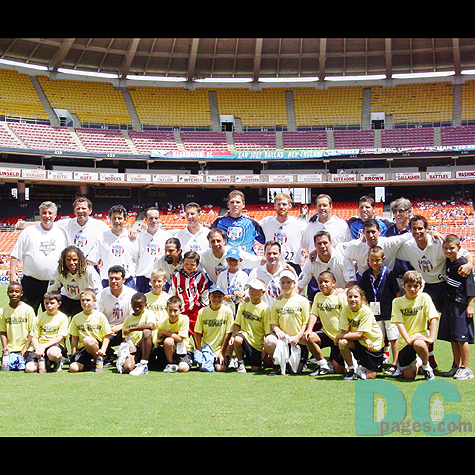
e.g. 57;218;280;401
0;282;36;371
68;288;112;373
117;292;156;376
194;285;234;372
391;270;439;381
264;270;310;375
230;278;271;373
155;296;193;373
146;268;170;331
25;291;69;373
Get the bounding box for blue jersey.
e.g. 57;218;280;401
346;216;391;240
211;215;265;254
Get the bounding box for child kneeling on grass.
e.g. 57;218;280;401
390;270;439;381
68;288;112;373
25;291;69;373
154;296;193;373
335;285;384;381
116;292;156;376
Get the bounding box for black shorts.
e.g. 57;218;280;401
315;330;345;367
70;345;98;371
438;301;474;344
236;333;262;368
398;344;418;371
58;295;82;317
150;346;193;370
20;275;49;314
351;340;383;373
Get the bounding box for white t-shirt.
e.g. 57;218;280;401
259;215;307;265
175;225;210;253
11;223;67;281
55;217;109;260
301;215;352;251
297;246;356;290
47;265;101;300
96;285;136;326
248;262;286;309
89;229;138;281
199;245;261;284
135;228;173;277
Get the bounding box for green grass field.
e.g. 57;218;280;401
0;287;473;437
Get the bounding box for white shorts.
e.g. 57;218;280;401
377;320;399;341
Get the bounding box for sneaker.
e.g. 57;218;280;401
309;365;330;376
443;364;458;377
343;369;358;381
422;365;436;381
355;365;367;380
130;362;148;376
237;362;247;373
228;357;238;369
163;363;178;373
116;342;130;374
453;366;474;380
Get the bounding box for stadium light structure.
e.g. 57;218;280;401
325;74;386;82
259;76;320;83
57;68;119;79
392;71;455;79
126;75;187;82
194;77;254;83
0;58;48;70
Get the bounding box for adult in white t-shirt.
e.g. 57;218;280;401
175;202;210;253
54;197;110;263
10;201;67;314
88;205;138;288
259;192;307;273
199;228;262;284
135;207;172;293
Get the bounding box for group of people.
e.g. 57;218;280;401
0;190;473;380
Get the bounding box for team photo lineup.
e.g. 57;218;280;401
3;189;474;382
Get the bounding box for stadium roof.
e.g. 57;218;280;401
1;38;475;83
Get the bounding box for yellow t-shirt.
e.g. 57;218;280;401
339;304;384;351
0;302;36;352
195;305;234;356
68;310;112;348
146;290;170;326
31;310;69;346
311;291;347;340
391;292;439;351
122;309;157;346
156;314;191;352
234;300;271;351
271;293;310;344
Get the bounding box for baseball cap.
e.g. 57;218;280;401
279;269;297;282
209;284;226;295
245;278;266;291
225;247;241;260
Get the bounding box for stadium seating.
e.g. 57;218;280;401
334;130;374;149
75;128;133;154
181;131;228;151
233;131;277;150
381;127;434;148
129;129;181;153
282;130;328;149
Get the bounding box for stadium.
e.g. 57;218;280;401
0;38;475;437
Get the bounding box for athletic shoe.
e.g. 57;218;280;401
309;365;330;376
237;362;247;373
453;366;474;380
355;365;367;380
130;362;148;376
343;369;357;381
163;363;178;373
442;364;458;377
228;358;238;369
422;366;436;381
116;342;130;374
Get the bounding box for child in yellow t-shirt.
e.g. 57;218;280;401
264;270;310;375
391;270;439;381
117;292;156;376
335;285;384;381
26;291;69;373
155;296;192;373
146;268;171;333
68;288;112;373
0;282;36;371
305;271;348;376
230;278;271;373
194;285;234;372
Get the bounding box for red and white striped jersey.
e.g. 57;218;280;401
170;269;209;312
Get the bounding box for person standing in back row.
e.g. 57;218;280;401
10;201;67;314
210;190;265;255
